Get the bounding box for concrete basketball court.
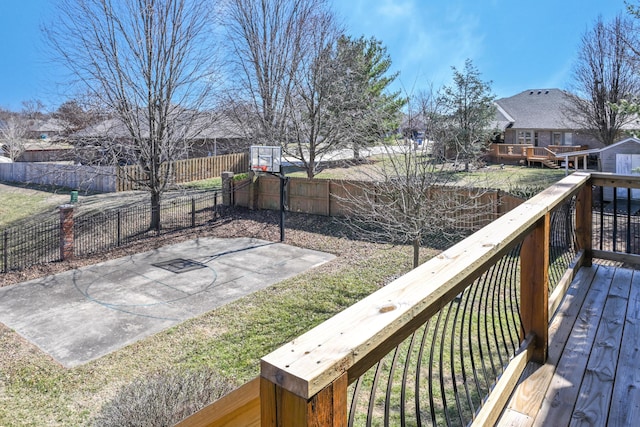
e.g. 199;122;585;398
0;237;334;367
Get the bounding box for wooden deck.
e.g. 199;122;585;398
499;263;640;426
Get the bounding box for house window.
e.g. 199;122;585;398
552;132;573;146
517;130;533;144
564;132;572;146
534;132;539;147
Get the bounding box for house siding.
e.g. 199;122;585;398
503;129;599;148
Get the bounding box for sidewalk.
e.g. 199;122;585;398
0;237;334;367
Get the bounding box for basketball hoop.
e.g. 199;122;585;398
249;146;282;174
251;164;269;173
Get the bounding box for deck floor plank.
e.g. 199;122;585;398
499;266;599;427
532;265;615;426
568;268;632;426
502;265;640;427
608;270;640;426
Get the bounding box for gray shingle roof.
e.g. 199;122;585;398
494;89;580;130
71;112;245;140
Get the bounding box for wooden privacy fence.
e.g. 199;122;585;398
0;162;117;192
232;175;524;225
116;153;249;191
0;153;249;193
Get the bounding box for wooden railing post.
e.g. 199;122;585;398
575;182;593;266
520;213;550;364
260;373;347;427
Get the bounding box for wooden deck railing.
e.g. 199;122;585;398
178;172;640;426
488;144;589;165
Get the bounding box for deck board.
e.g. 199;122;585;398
499;267;597;426
608;271;640;426
569;268;631;426
501;265;640;427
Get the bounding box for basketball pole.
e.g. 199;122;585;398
249;145;285;241
279;168;287;242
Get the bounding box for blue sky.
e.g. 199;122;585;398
0;0;627;111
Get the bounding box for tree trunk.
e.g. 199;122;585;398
307;150;315;178
412;236;420;269
353;143;360;161
150;191;161;232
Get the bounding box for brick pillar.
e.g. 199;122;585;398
222;171;234;206
59;204;74;261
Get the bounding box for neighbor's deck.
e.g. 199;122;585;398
500;263;640;426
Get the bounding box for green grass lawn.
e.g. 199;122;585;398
287;161;568;196
0;184;69;229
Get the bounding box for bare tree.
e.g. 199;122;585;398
566;14;640;146
0;112;30;161
223;0;322;147
285;31;406;178
21;100;47;121
54;97;106;136
283;10;344;177
47;0;218;229
439;59;496;172
412;85;450;161
338;141;495;268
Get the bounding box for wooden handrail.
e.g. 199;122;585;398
260;173;591;425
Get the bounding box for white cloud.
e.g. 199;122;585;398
376;0;415;18
389;3;486;93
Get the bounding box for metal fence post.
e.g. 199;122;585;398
117;210;122;247
213;192;218;220
2;230;7;273
191;197;196;228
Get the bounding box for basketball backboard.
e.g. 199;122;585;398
250;145;281;173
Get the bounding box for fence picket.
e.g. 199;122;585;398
116;153;248;192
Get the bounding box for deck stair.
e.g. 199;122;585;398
541;158;560;169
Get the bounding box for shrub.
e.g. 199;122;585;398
507;184;546;200
90;367;236;427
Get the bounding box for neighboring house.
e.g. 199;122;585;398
17;141;74;162
70;113;249;165
493;88;602;149
27;118;70;140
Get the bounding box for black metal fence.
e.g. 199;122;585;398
1;219;61;274
345;183;579;426
593;185;640;255
1;191;225;273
